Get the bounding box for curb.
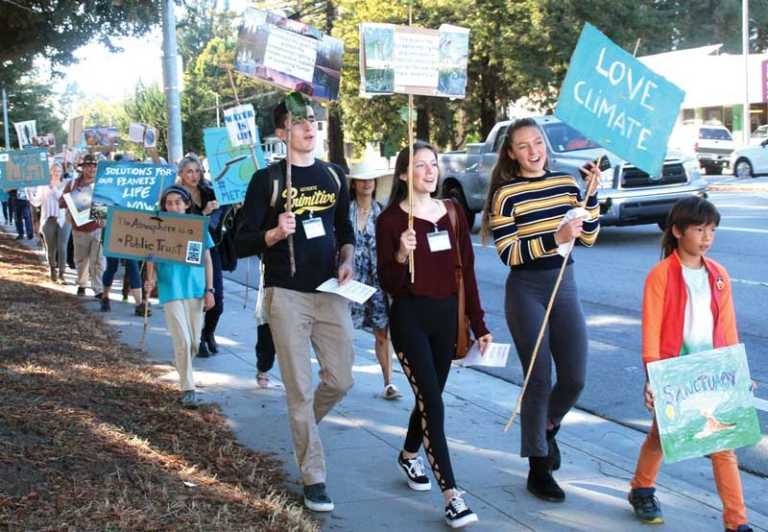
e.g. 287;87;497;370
706;180;768;193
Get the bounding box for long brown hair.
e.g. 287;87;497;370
660;196;720;258
386;140;439;208
480;118;544;244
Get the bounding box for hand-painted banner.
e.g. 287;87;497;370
91;161;175;223
103;206;209;266
648;344;760;463
0;148;50;190
203;127;266;205
554;23;685;177
223;104;259;147
359;23;469;98
234;8;343;101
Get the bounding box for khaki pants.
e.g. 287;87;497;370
163;298;203;391
265;287;355;485
631;421;748;529
73;229;104;292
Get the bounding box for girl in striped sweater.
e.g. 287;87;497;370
482;118;600;502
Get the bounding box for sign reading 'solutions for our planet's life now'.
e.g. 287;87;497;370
555;23;685;177
647;344;761;463
103;207;210;266
91;161;176;222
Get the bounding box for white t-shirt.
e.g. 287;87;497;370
681;264;714;355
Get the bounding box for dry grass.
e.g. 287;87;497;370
0;234;318;532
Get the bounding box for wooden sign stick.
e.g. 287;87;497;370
407;94;415;283
504;156;602;432
285;111;296;277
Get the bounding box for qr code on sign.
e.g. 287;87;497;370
186;241;203;264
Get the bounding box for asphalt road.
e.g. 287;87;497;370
224;188;768;476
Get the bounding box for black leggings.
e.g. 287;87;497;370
389;294;457;492
203;246;224;336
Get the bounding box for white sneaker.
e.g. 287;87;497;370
444;492;478;528
383;383;403;400
397;452;431;491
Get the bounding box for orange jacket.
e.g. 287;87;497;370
642;251;739;366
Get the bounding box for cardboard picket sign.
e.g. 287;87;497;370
647;344;761;463
359;23;470;98
234;8;344;101
0;148;50;190
103;206;209;266
91;161;176;223
203;126;266;205
554;23;685;177
68;116;85;147
13;120;37;149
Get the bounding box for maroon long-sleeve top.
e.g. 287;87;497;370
375;201;490;339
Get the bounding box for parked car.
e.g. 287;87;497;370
667;121;735;175
730;140;768;178
437;115;708;231
749;124;768;146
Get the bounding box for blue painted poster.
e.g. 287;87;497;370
647;344;760;463
203;127;266;206
554;23;685;177
91;161;176;222
0;148;50;190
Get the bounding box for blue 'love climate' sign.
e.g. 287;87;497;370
555;23;685;177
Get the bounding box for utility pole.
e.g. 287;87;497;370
162;0;183;162
2;88;9;149
742;0;750;144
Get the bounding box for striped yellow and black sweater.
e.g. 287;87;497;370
489;172;600;270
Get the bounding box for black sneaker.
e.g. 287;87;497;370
303;482;334;512
204;331;219;354
527;457;565;502
726;525;753;532
197;339;210;358
100;297;111;312
628;487;664;524
444;492;478;528
76;287;86;296
397;451;431;491
546;425;561;471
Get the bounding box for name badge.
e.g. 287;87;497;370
302;216;326;239
427;230;451;252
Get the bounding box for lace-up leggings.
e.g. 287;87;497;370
390;294;457;492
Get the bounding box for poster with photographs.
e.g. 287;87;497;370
359;23;469;99
234;8;344;101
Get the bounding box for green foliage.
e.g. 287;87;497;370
124;82;167;157
0;76;66;148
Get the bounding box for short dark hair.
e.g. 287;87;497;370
661;196;720;258
272;99;314;130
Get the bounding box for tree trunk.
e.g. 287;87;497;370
416;97;430;142
324;0;348;171
479;59;497;140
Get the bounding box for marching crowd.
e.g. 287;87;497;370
2;96;754;532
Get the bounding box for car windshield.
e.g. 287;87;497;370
699;128;732;141
543;123;601;153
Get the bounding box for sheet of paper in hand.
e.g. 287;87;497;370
647;344;760;463
0;148;50;189
234;8;344;101
454;343;510;368
554;23;685;177
103;207;209;266
316;278;377;305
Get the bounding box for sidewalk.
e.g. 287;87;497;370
12;229;767;531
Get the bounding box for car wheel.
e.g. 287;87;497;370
734;158;753;179
445;186;476;229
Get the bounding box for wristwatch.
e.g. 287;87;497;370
206;288;215;294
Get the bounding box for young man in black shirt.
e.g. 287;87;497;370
237;97;355;512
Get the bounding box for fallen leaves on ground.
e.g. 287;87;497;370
0;234;318;532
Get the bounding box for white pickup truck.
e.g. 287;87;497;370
438;115;708;230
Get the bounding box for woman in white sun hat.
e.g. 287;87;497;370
348;165;401;400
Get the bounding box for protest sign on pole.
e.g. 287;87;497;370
203;127;265;206
359;23;470;98
128;123;147;144
13;120;37;149
92;161;176;222
68;116;85;147
144;127;158;149
234;8;344;101
554;23;685;177
0;148;50;189
103;207;210;266
223;104;259;147
84;126;119;151
647;344;760;463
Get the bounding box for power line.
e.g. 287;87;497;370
0;0;36;13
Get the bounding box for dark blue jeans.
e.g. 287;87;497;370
103;257;142;289
14;199;32;239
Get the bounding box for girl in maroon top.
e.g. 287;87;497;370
376;141;492;529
